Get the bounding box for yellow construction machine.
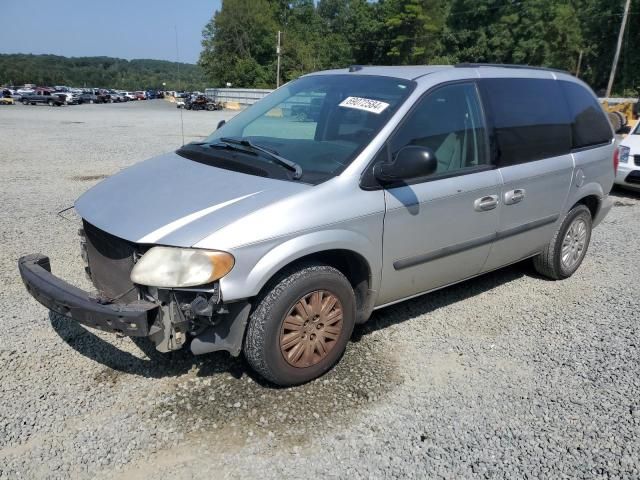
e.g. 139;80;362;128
601;98;639;134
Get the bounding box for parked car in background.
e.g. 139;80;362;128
19;65;615;386
79;92;100;104
134;91;146;100
184;94;222;111
108;91;125;103
123;92;136;101
54;91;81;105
80;89;109;104
17;87;34;95
21;89;65;106
615;121;640;191
145;90;157;99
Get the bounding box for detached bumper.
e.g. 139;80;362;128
19;254;158;336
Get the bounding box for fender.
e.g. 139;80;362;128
219;228;380;302
564;180;604;213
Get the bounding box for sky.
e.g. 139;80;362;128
0;0;222;64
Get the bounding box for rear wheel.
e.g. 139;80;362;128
244;264;355;386
47;100;53;106
533;204;592;280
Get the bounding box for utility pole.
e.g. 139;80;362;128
575;50;583;78
276;30;282;88
606;0;631;98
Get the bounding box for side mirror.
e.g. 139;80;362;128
216;120;226;130
374;145;438;184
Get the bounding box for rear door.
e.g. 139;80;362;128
378;82;501;306
479;77;575;272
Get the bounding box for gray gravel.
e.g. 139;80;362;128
1;100;639;479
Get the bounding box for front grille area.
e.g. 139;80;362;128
81;220;138;303
634;155;640;167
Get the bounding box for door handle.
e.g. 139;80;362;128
474;195;499;212
504;189;526;205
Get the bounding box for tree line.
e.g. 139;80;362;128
0;54;207;91
199;0;639;96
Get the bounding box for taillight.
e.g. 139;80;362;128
613;147;619;175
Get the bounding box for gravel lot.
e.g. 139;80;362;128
1;100;639;479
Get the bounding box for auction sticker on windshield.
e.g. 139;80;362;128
339;96;390;114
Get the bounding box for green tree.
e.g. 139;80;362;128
199;0;278;88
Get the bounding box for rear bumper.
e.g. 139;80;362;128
19;254;158;337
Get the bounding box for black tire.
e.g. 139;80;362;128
244;263;356;386
533;204;592;280
608;111;622;132
22;99;28;105
48;100;53;106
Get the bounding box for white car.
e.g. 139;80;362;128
123;92;136;101
615;121;640;190
54;91;81;105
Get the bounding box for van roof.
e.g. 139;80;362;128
310;64;572;81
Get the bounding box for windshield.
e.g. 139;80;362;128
633;121;640;135
198;74;415;184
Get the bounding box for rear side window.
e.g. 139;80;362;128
481;78;572;166
560;81;612;149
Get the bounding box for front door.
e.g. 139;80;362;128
378;82;501;306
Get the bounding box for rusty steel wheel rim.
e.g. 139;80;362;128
279;290;344;368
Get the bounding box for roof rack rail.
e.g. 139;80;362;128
454;63;569;75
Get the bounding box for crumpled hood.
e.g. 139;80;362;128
75;151;310;246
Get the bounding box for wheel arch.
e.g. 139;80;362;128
572;194;600;219
221;230;379;324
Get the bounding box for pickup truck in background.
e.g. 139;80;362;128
21;89;66;106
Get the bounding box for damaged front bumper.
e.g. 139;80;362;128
19;253;251;357
19;254;158;336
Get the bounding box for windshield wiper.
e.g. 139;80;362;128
218;137;303;179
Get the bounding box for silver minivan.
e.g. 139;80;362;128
20;64;615;386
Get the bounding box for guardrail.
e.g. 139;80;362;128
599;97;638;104
204;88;273;105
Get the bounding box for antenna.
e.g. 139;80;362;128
175;24;185;146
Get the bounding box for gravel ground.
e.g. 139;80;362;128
1;100;639;479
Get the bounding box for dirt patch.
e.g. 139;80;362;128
614;201;635;207
93;368;122;387
150;334;399;449
70;174;108;181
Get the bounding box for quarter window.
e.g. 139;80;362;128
390;83;489;176
481;78;572;166
559;81;613;149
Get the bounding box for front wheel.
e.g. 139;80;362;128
244;264;356;386
48;100;53;106
533;204;592;280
